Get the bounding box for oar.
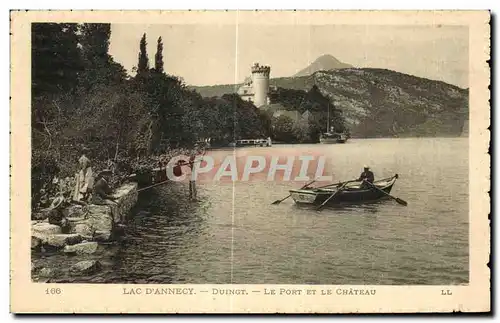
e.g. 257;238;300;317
137;156;206;193
136;160;193;193
271;178;317;205
316;180;355;211
365;180;408;206
315;181;345;189
137;179;171;192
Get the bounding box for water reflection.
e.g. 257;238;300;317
107;183;210;283
32;138;469;285
293;198;387;214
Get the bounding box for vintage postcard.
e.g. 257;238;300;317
10;10;490;313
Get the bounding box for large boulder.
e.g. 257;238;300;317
69;260;101;276
86;205;114;232
38;267;58;278
32;222;61;236
63;204;87;220
43;234;83;249
73;223;94;237
63;242;98;255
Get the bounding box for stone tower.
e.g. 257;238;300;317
251;63;271;107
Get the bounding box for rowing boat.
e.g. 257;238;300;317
289;174;399;206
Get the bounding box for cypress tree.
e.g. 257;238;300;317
137;33;149;74
154;36;164;73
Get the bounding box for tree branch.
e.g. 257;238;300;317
40;117;53;150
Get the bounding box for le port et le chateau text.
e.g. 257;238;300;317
122;287;378;296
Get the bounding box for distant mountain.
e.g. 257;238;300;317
293;54;353;77
190;68;468;138
190;83;237;99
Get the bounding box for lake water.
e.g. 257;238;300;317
33;138;469;285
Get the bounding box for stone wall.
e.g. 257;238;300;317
32;182;138;252
69;182;138;235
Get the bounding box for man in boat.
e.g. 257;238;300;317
358;165;375;189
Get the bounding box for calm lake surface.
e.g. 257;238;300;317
33;138;469;285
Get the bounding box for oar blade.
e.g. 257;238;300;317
365;180;408;207
271;200;282;205
395;198;408;206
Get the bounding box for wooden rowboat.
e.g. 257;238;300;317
289;174;399;206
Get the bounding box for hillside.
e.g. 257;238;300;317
293;54;353;77
190;68;469;138
190;83;237;99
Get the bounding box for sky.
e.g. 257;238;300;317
109;24;469;88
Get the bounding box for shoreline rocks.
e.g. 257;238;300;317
44;234;83;249
69;260;102;276
32;222;62;236
73;223;94;237
38;267;58;278
62;205;87;218
63;241;98;255
31;182;138;280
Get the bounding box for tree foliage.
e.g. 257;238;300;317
154;36;164;73
272;115;296;143
137;33;149;74
31;23;82;97
267;85;347;142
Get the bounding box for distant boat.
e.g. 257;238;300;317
319;101;348;144
320;132;347;144
231;137;272;147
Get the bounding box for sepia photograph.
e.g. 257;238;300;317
10;9;490;313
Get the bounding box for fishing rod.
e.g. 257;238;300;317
136;148;208;193
137;178;176;192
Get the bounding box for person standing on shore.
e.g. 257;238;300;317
73;154;94;203
170;156;196;200
173;145;202;201
188;152;197;201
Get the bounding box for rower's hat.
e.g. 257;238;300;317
364;165;369;169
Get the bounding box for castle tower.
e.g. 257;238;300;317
251;63;271;107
